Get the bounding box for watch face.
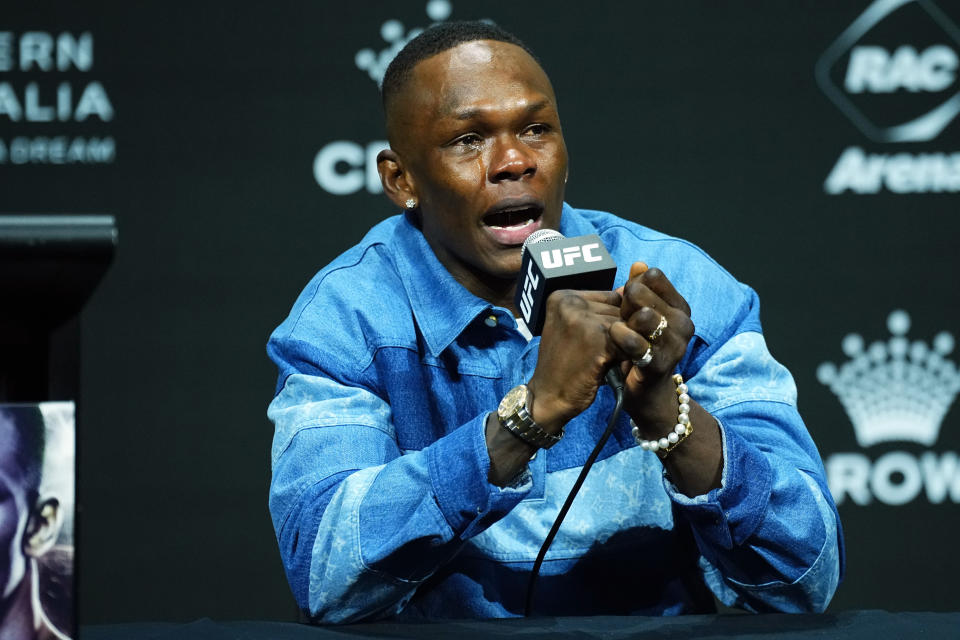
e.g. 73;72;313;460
498;384;528;418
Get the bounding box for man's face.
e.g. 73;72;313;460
389;40;568;289
0;413;30;600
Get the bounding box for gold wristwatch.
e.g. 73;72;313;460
496;384;563;449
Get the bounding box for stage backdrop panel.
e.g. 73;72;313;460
2;0;958;622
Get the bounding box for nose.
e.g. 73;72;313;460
488;136;537;183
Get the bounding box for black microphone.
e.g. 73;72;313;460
515;229;617;335
514;229;623;390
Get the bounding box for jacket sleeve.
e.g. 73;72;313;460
665;286;844;613
267;365;532;624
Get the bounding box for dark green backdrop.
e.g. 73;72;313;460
2;0;958;623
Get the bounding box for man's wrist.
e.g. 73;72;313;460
525;380;571;437
626;374;683;437
485;412;537;487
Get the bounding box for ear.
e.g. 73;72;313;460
23;497;61;558
377;148;418;210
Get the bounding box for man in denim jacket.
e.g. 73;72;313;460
267;21;843;623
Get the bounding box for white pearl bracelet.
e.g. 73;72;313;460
631;373;693;457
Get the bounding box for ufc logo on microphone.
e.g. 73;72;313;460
541;243;603;269
519;260;539;322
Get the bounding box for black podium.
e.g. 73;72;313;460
0;215;117;402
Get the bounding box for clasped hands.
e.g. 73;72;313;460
528;261;696;442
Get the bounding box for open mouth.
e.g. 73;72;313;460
482;206;542;230
482;204;544;246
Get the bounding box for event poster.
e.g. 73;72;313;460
0;402;74;640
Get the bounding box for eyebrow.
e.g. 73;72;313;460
452;98;552;121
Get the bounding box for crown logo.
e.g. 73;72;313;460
817;310;960;447
354;0;453;85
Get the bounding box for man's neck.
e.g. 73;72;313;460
418;230;521;315
447;262;519;316
471;279;519;316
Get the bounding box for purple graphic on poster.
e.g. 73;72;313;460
0;402;74;640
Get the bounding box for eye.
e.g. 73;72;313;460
522;123;550;137
451;133;483;148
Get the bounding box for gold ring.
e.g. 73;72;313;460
648;314;668;342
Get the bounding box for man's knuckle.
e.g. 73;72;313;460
548;289;576;309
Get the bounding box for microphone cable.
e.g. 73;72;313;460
523;368;625;617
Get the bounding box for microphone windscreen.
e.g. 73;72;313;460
522;228;564;250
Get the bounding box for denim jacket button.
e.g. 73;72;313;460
484;315;498;327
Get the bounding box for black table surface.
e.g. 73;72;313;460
81;610;960;639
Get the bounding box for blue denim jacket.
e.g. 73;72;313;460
267;204;843;623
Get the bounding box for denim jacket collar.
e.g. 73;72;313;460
391;213;492;358
390;203;597;358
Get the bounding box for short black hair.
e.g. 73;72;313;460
0;406;45;497
380;20;538;111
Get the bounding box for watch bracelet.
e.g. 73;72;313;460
499;403;563;449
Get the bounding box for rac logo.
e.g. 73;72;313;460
816;0;960;143
541;243;603;269
845;44;957;93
